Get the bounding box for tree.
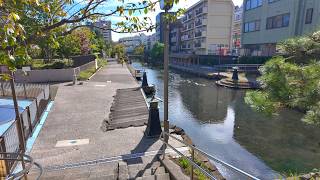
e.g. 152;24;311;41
134;45;145;56
0;0;184;74
150;42;164;62
245;30;320;125
56;33;81;58
112;44;125;58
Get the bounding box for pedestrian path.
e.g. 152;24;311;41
28;62;185;179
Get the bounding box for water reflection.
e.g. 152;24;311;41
132;62;320;179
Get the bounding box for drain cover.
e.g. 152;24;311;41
55;139;89;147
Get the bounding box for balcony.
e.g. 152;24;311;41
194;31;206;38
181;34;193;41
171;37;177;42
194;42;205;48
196;7;208;16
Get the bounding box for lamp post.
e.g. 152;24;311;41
160;0;173;145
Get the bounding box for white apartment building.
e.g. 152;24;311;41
118;34;147;54
180;0;234;55
94;20;112;42
146;33;157;51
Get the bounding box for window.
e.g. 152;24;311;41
245;0;262;10
305;8;313;24
266;13;290;29
244;20;261;32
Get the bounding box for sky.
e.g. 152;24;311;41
111;0;243;41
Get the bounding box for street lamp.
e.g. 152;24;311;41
160;0;173;145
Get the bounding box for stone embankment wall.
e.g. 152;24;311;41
15;60;97;83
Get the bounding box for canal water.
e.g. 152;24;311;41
132;62;320;179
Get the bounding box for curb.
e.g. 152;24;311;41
87;66;103;81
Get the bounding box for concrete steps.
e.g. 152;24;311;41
104;87;149;131
117;157;171;180
27;163;116;180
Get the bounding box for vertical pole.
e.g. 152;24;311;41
1;82;4;96
191;148;194;180
163;8;170;146
23;83;27;99
9;72;26;152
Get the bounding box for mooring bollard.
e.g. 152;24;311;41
145;97;162;138
142;72;148;88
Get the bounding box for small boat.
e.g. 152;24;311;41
142;84;156;97
134;69;143;80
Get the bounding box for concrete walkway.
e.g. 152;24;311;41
29;62;184;179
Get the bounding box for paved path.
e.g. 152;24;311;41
29;62;184;179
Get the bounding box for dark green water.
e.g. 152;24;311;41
132;62;320;179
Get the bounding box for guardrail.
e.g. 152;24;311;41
0;82;50;178
160;131;260;180
0;152;42;180
214;64;262;72
0;82;50;100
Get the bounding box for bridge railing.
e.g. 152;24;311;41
160;131;260;180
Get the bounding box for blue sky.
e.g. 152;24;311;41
75;0;243;41
111;0;243;41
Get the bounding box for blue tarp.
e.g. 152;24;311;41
0;98;32;125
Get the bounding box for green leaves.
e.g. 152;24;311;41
246;36;320;125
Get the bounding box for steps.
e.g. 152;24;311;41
117;156;171;180
27;163;117;180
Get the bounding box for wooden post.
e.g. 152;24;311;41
9;73;26;152
0;82;4;96
0;138;9;178
26;107;33;134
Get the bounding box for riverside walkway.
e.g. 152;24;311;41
28;62;185;179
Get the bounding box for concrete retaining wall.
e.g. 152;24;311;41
15;61;96;83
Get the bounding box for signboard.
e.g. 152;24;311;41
22;66;31;72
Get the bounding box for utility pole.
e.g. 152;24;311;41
160;0;173;145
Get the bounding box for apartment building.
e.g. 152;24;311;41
118;34;147;54
93;20;112;42
170;21;183;53
242;0;320;56
146;33;157;51
232;5;243;55
180;0;234;55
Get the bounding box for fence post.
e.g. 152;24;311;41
0;137;9;178
191;148;194;180
23;83;27;99
0;82;4;96
26;107;33;134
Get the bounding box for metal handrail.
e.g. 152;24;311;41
0;152;42;180
160;131;261;180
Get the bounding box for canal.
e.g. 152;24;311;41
132;62;320;179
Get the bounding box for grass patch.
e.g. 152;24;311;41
31;59;73;69
97;58;108;67
176;157;211;180
78;66;96;81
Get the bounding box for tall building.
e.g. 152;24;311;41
170;20;183;53
146;33;157;51
93;20;112;42
118;34;147;54
232;5;243;55
241;0;320;56
156;12;175;43
180;0;234;55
